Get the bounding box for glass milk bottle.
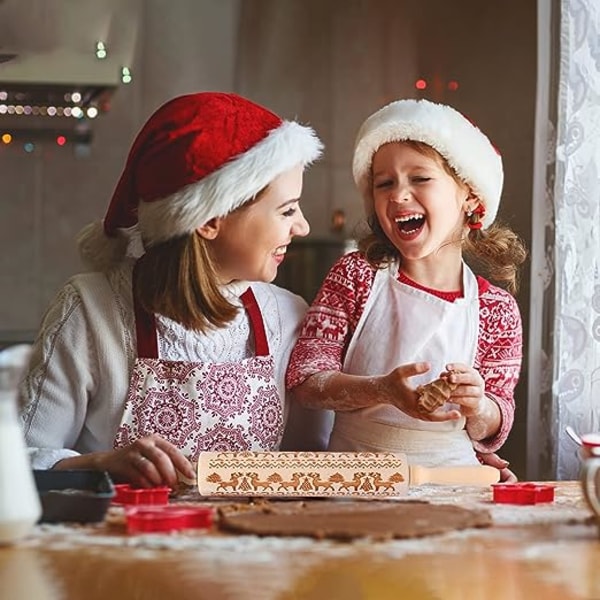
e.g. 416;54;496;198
0;345;41;544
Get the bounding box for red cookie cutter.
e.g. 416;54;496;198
492;482;555;505
125;505;214;533
112;484;171;506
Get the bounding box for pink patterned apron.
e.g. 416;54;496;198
113;281;283;460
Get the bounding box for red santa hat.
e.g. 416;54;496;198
352;99;503;229
78;92;323;270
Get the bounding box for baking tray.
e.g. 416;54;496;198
33;469;115;523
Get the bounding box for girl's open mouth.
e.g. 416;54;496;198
395;214;425;236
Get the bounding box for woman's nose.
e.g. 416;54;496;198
293;211;310;237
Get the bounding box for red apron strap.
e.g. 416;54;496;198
240;287;269;356
132;262;159;359
133;270;268;359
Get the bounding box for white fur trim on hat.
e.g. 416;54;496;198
352;99;503;229
138;120;322;245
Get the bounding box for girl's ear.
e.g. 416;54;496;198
196;217;222;240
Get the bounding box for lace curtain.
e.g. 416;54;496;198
529;0;600;479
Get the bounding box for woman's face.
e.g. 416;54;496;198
371;142;469;263
203;164;310;283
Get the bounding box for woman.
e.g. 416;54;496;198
21;92;331;488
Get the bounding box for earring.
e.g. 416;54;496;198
467;204;485;231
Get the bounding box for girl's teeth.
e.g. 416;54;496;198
395;215;423;223
395;214;425;234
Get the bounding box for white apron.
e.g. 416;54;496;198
328;261;480;466
113;275;284;460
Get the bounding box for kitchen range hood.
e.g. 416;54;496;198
0;0;140;146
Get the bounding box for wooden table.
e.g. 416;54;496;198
1;482;598;600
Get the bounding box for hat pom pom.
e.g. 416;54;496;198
76;220;129;271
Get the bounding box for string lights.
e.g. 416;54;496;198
0;82;110;152
414;78;461;92
0;126;92;152
0;40;132;151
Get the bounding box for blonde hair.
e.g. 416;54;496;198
357;140;527;295
134;234;239;332
133;186;272;332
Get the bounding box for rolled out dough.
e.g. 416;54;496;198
218;500;492;541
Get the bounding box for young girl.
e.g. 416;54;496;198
20;92;331;487
286;98;526;468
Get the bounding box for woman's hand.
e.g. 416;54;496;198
54;434;196;488
102;434;196;487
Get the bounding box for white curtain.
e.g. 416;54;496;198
529;0;600;479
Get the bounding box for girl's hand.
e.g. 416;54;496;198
443;363;486;418
476;451;518;482
445;362;501;440
381;362;462;423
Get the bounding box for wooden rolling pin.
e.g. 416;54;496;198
196;451;500;498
